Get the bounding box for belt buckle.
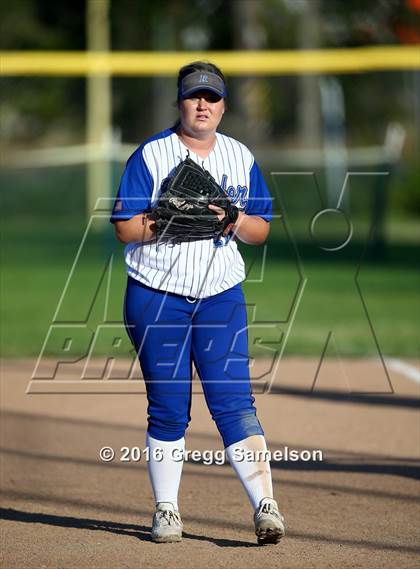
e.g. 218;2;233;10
185;295;197;304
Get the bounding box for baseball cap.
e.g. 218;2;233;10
179;71;227;99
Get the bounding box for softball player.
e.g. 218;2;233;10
110;61;285;545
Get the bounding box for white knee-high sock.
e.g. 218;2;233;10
225;435;274;510
146;433;185;510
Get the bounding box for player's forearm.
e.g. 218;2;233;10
232;212;270;245
114;214;156;244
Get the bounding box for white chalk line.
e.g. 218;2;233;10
385;358;420;384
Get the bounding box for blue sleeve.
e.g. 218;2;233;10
245;161;273;222
109;147;153;223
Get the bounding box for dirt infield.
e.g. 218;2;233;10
1;357;419;568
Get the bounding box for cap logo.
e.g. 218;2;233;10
179;71;226;99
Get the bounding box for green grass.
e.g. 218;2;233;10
1;216;418;358
1;161;418;359
242;261;418;357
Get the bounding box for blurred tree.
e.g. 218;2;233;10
0;0;85;50
0;0;85;145
0;0;417;157
391;165;420;216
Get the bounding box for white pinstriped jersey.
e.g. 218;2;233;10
110;127;272;299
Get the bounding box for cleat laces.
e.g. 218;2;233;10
158;509;181;526
257;500;282;520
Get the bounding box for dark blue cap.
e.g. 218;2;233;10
179;71;227;99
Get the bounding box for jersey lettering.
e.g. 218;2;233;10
220;174;248;208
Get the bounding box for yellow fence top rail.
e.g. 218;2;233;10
1;46;419;76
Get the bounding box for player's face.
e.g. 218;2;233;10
179;90;225;138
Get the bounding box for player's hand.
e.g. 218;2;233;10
208;204;234;235
207;204;226;221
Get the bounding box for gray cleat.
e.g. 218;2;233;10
254;498;285;545
151;502;183;543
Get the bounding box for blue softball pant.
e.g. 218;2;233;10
124;276;264;448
